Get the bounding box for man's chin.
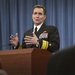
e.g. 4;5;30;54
34;22;41;25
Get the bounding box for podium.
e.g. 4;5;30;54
0;48;51;75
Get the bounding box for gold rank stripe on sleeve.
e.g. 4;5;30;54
41;40;49;50
18;45;22;49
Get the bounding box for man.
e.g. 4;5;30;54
47;45;75;75
10;5;60;52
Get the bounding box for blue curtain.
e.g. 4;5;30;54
0;0;75;50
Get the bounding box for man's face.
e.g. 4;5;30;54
32;8;46;25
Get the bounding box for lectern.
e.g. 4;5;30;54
0;48;51;75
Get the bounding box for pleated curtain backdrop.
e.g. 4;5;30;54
0;0;75;50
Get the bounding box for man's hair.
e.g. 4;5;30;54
32;5;46;15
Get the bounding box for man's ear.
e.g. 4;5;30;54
44;15;46;20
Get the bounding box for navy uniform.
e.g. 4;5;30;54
17;23;60;52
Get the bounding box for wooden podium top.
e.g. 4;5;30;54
0;48;33;55
0;48;51;55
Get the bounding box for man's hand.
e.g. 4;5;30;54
24;33;38;45
10;33;19;47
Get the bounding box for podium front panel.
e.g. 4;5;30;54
0;49;32;75
0;48;51;75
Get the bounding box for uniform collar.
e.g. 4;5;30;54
33;22;44;32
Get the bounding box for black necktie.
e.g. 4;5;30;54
35;27;37;35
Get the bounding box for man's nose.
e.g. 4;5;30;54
36;14;39;17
